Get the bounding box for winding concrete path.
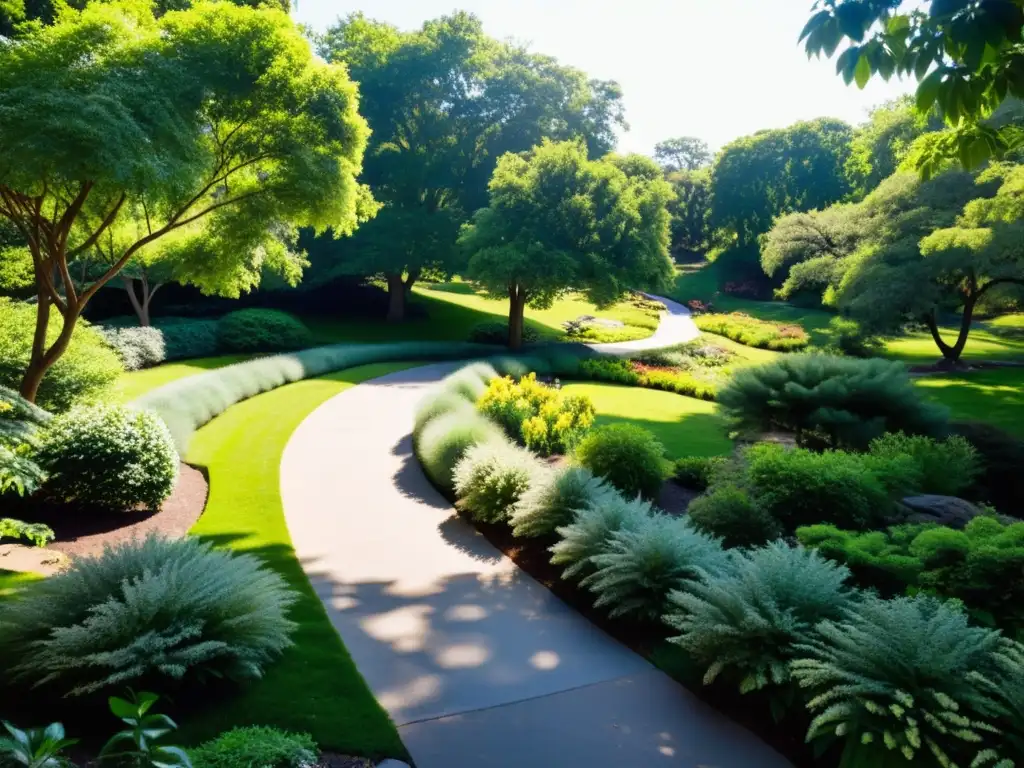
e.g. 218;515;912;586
587;293;699;356
280;298;789;768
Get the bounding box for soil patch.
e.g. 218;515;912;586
656;479;698;516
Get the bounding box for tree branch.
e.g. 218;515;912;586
67;192;127;259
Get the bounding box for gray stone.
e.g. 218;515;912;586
375;761;411;768
897;495;984;529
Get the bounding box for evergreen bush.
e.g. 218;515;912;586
510;465;612;538
686;483;782;548
217;309;312;353
868;432;980;497
574;423;668;499
549;492;654;581
189;727;318;768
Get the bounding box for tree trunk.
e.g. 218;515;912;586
508;285;527;349
20;302;78;404
924;298;976;369
386;273;405;322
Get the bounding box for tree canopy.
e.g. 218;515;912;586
665;168;712;259
653;136;712;172
458;140;674;348
0;0;370;400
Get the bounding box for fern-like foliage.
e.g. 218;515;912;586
452;439;545;523
549;492;653;581
582;515;727;622
0;534;297;697
510;465;611;538
969;640;1024;767
666;542;853;697
791;595;1005;767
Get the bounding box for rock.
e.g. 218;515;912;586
896;495;985;529
573;314;624;328
375;761;411;768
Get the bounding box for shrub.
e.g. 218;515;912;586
577;357;638;385
718;354;948;449
791;595;1005;767
577;357;719;401
413;389;476;436
468;321;539;345
97;325;166;371
672;456;726;491
951;420;1024;514
35;404;179;510
0;386;50;497
154;317;219;360
694;312;809;351
452;439;544;524
825;316;883;358
868;432;981;497
633;340;733;370
0;534;297;697
582;515;727;622
439;361;499;402
189;727;318;768
0;518;55;547
415;409;506;495
510;465;612;538
666;542;853;698
0;297;122;412
574;423;668;499
550;492;654;581
686;483;783;548
217;309;312;353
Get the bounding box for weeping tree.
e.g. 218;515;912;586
459;140;675;348
0;0;370;401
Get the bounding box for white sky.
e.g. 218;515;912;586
295;0;917;155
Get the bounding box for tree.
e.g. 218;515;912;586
653;136;712;172
315;13;626;321
0;0;370;401
800;0;1024;173
458;140;674;348
665;168;712;259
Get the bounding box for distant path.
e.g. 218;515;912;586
588;292;699;356
280;301;789;768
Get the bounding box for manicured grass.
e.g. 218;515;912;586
112;354;255;403
882;327;1024;364
0;568;40;598
176;361;416;759
914;368;1024;438
561;382;732;459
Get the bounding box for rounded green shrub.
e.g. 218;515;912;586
574;423;668;499
154;317;219;360
453;439;545;523
687;483;783;548
413;389;476;436
868;432;981;498
189;727;317;768
217;309;312;353
0;534;297;697
468;321;539;345
35;404;179;510
550;492;654;581
510;465;612;538
415;409;505;495
439;362;498;402
673;456;727;491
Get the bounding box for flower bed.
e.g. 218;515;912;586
694;312;809;351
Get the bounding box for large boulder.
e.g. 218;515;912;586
896;495;984;529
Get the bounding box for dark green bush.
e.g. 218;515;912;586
97;325;166;371
672;456;726;491
217;309;312;353
35;404;179;511
951;420;1024;514
154;317;219;360
686;483;782;548
574;423;668;499
868;432;981;497
718;353;948;449
468;321;539;345
189;727;317;768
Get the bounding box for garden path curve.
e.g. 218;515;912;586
280;297;789;767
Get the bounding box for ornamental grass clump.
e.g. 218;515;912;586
453;439;545;524
0;534;297;697
415;408;506;495
549;491;654;581
510;465;611;538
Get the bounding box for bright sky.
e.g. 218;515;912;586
295;0;917;156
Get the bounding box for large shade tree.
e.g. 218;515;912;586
313;12;626;321
0;0;370;401
665;168;712;259
653;136;712;172
458;140;675;348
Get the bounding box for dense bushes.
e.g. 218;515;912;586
416;409;505;496
576;356;718;400
189;727;318;768
550;493;655;581
217;309;312;353
686;483;782;548
868;431;980;497
0;298;122;412
0;535;296;697
468;321;539;345
574;423;668;499
694;312;809;351
672;455;725;491
718;354;948;449
0;385;50;497
510;466;611;538
952;420;1024;514
155;317;219;360
97;325;167;371
34;404;179;510
453;440;544;523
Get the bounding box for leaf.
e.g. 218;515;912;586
836;47;860;85
854;52;873;89
800;9;833;44
108;696;137;721
916;69;944;112
135;691;159;716
41;724;64;744
154;746;193;768
99;731;135;756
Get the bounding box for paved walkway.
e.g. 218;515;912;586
280;299;789;768
587;293;699;356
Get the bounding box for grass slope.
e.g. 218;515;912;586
176;361;415;759
915;368;1024;438
112;354;255;403
561;382;732;459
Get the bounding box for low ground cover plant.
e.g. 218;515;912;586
576;355;719;400
573;423;669;499
694;312;809;351
188;726;318;768
216;309;312;353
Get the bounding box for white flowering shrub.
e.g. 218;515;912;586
549;492;653;581
98;326;166;371
510;465;612;538
453;439;545;523
35;404;179;510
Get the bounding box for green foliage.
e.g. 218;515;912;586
154;318;219;361
0;519;54;548
686;483;783;548
0;534;297;697
672;456;726;491
574;423;668;499
413;390;476;436
550;492;654;581
100;691;191;768
823;316;883;358
868;432;981;497
582;515;727;622
666;542;853;698
188;727;318;768
35;404;179;511
0;298;122;412
452;439;544;524
467;321;539;345
577;357;639;385
576;356;718;401
665;168;712;257
415;408;505;496
0;385;50;497
217;310;312;354
791;595;1005;767
98;326;167;371
0;720;77;768
952;420;1024;514
438;362;498;402
510;465;612;538
654;136;712;172
693;312;809;351
718;353;948;449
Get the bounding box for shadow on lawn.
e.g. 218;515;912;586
916;370;1024;438
592;409;733;459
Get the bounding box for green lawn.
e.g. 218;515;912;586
914;368;1024;438
175;361;416;759
561;381;733;459
112;354;255;403
882;327;1024;365
0;568;40;598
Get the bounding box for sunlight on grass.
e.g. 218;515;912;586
0;569;40;598
112;354;255;403
883;328;1024;364
915;368;1024;437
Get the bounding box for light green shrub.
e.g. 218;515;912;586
453;439;545;523
413;389;476;436
440;362;498;402
694;312;810;351
188;727;318;768
868;432;981;497
666;542;853;698
672;456;727;491
217;309;312;353
416;408;506;496
573;423;668;499
0;518;54;547
0;534;297;697
0;385;50;497
686;483;782;548
510;465;612;538
583;515;727;622
550;492;654;581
